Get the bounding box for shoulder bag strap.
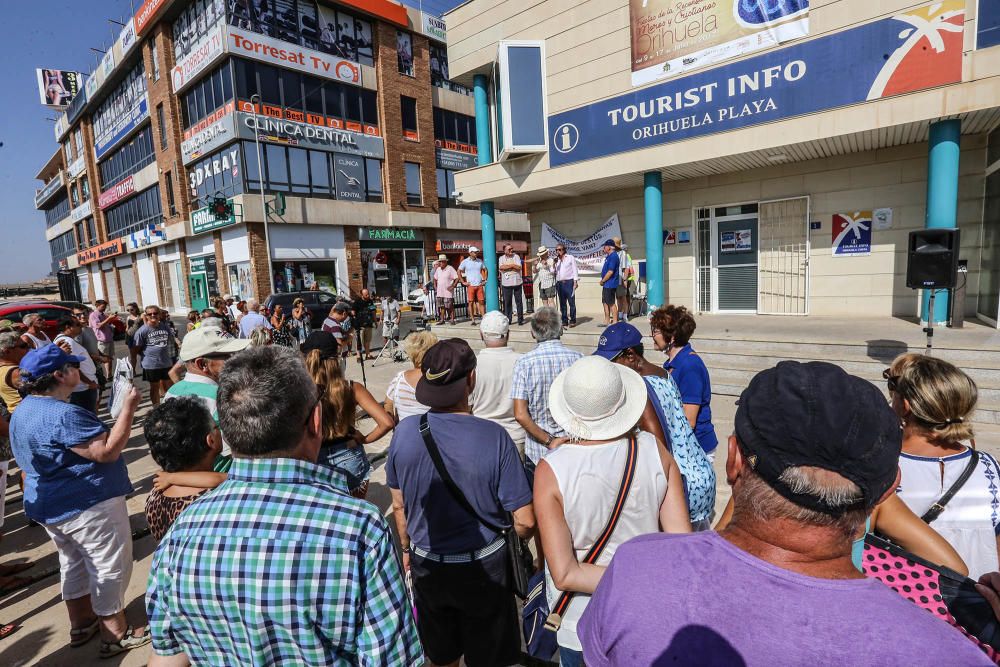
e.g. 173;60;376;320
549;435;639;621
418;413;507;534
922;449;980;524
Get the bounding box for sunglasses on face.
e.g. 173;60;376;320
557;248;566;253
882;368;899;393
74;313;86;318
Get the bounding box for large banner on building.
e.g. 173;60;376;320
227;26;361;85
552;2;964;167
36;69;84;107
541;214;624;274
630;0;809;86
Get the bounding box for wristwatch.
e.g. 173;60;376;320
401;546;411;554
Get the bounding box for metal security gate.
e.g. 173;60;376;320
758;197;810;315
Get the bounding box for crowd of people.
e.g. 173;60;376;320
2;280;1000;664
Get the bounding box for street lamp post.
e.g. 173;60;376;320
250;93;276;296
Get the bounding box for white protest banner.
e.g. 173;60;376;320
541;213;623;274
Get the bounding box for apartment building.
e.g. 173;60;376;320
34;0;528;313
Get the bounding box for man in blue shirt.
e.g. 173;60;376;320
387;338;535;667
598;239;621;327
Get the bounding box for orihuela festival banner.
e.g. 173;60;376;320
541;214;624;274
630;0;810;86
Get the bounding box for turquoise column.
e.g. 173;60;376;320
474;73;499;313
644;172;664;311
922;119;961;324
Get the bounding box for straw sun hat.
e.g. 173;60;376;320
548;356;647;440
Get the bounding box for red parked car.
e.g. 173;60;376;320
0;303;74;340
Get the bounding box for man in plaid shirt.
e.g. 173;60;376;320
146;346;422;666
512;307;583;469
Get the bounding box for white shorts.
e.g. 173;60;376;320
44;495;133;616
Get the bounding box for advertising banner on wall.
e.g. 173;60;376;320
236;113;385;158
421;12;447;42
227;26;361;85
77;238;125;266
95;94;149;160
172;20;227;93
436;148;478;171
182;109;237;164
191;201;237;236
551;2;964;168
541;213;624;274
98;175;136;210
35;172;65;209
630;0;809;86
36;69;84;107
832;212;872;256
333;154;367;201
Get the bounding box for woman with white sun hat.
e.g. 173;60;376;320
533;355;691;666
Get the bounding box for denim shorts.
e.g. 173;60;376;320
317;442;372;492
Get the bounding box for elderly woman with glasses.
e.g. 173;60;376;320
9;345;150;657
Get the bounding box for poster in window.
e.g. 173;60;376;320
271;0;297;44
297;0;320;50
334;153;366;202
337;11;359;62
355;18;373;65
430;44;446;87
228;262;255;301
397;31;414;75
37;69;84;107
316;5;341;55
720;231;736;253
735;229;752;251
231;0;274;37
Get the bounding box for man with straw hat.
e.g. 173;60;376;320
533;245;557;310
432;254;459;326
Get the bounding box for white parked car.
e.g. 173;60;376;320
407;287;426;309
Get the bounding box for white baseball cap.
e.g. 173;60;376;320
180;325;250;362
469;246;479;253
438;254;448;261
480;310;510;339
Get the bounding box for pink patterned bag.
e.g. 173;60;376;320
862;533;1000;663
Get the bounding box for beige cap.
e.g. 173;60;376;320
480;310;510;339
180;325;250;362
438;254;448;261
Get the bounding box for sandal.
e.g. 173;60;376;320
70;618;99;647
99;625;151;659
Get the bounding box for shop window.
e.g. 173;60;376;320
245;143;262;193
366;159;383;202
437;168;459;208
265;144;290;191
74;222;85;248
405;162;421;205
165;171;176;215
258;64;281;106
105;185;162;239
289;147;310;194
157;104;167;150
280;69;303;108
45;194;71;226
397;31;414;76
98;125;154;189
49;230;76;261
310;151;331;195
401;96;418;141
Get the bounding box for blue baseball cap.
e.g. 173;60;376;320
594;322;644;359
602;239;617;248
20;344;86;380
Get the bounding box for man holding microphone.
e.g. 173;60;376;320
554;243;579;328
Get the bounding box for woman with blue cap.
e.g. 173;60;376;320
9;344;150;658
594;322;717;529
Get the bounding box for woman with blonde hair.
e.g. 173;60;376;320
383;330;438;424
301;331;394;498
887;352;999;578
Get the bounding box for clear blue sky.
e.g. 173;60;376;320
0;0;466;284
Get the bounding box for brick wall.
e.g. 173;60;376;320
246;223;273;301
373;23;439;214
145;24;190;235
79;118;105;245
212;231;231;296
344;226;363;297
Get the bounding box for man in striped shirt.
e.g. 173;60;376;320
147;346;422;666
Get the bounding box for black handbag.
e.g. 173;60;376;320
418;414;533;598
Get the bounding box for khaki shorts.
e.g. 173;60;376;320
97;341;115;358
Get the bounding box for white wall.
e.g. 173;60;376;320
136;253;159;308
528;136;987;318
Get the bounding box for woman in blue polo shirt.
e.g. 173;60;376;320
650;305;719;459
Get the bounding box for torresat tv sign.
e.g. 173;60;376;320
227;27;360;85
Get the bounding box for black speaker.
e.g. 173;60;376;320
906;228;960;289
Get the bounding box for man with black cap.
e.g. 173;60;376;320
578;361;992;666
386;338;535;667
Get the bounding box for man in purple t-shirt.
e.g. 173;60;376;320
579;361;993;667
88;299;118;379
